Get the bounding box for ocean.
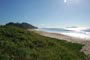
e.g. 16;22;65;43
38;28;90;40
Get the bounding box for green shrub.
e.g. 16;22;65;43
0;26;85;60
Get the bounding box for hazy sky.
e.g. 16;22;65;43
0;0;90;28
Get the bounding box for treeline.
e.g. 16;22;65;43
5;22;37;29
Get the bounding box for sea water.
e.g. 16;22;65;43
38;28;90;40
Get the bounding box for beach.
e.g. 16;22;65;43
32;30;90;56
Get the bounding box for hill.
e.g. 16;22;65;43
0;26;86;60
6;22;37;29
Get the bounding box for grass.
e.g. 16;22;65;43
0;26;86;60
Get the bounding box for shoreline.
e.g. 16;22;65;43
34;30;87;43
31;30;90;56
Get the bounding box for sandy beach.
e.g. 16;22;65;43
32;30;90;56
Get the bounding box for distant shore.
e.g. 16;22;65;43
30;29;90;56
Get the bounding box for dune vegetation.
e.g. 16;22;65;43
0;25;86;60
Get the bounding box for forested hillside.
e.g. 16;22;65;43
6;22;37;29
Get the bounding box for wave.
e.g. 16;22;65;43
39;28;90;40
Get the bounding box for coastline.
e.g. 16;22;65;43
34;30;87;43
30;29;90;56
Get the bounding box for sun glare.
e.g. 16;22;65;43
64;0;80;5
64;0;67;3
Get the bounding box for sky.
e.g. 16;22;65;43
0;0;90;28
